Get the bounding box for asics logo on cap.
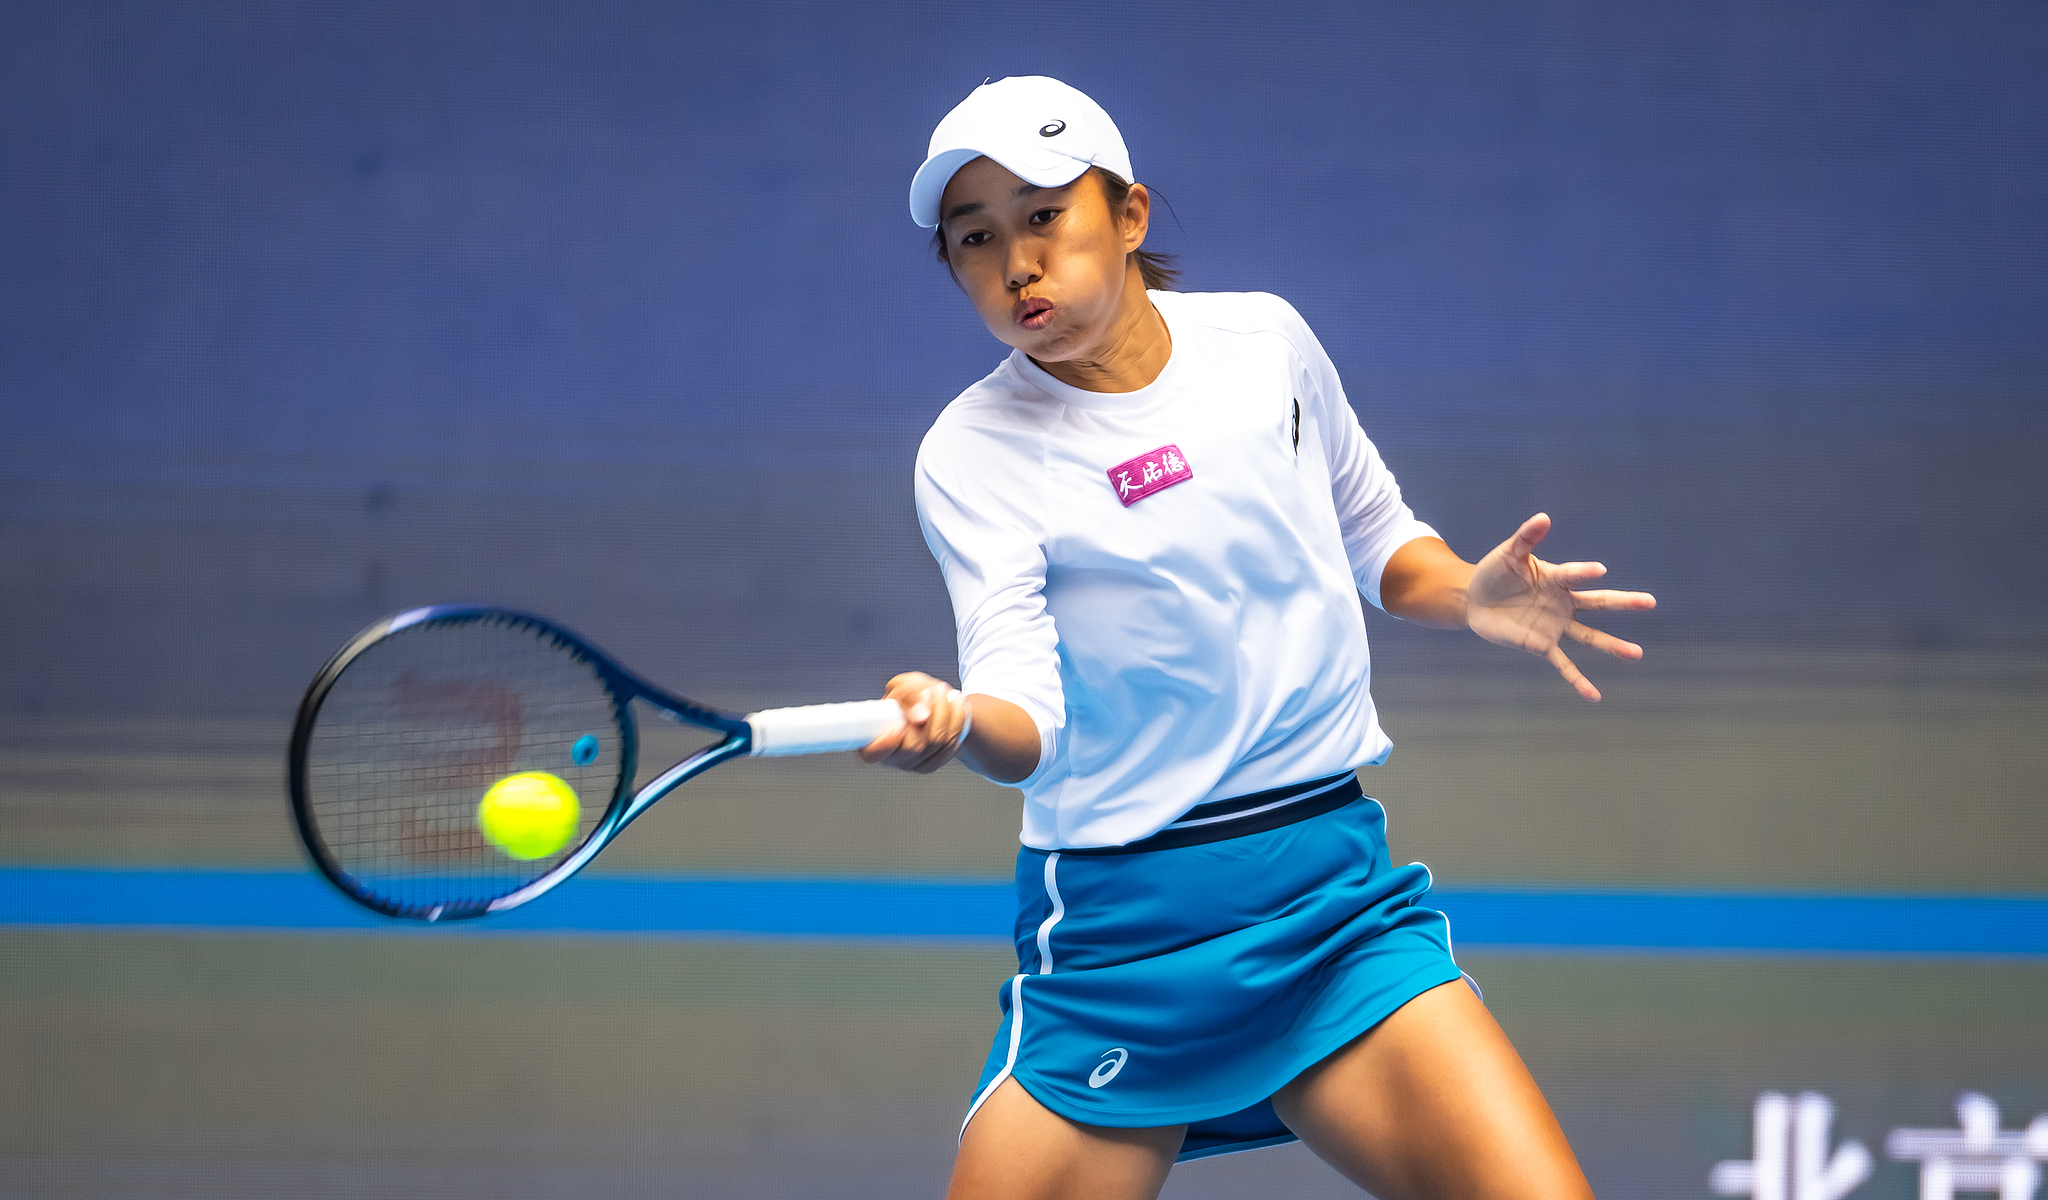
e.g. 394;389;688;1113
908;77;1132;228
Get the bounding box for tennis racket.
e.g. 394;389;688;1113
288;604;902;922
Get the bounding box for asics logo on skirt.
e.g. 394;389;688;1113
1089;1047;1129;1088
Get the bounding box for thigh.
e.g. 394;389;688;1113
1271;979;1594;1200
947;1076;1186;1200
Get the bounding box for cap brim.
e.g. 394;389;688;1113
908;146;1095;228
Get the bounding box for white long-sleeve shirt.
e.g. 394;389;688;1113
915;290;1436;850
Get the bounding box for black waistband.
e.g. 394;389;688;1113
1058;771;1364;857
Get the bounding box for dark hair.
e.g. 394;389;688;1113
930;166;1181;291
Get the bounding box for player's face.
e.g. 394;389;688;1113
936;156;1151;363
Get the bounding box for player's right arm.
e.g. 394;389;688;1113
860;413;1063;785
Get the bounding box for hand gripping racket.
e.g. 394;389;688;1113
287;604;902;922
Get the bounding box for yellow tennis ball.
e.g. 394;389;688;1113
476;771;581;861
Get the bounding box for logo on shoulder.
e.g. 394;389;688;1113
1106;444;1193;507
1089;1047;1129;1088
1039;120;1066;137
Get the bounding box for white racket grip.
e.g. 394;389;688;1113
745;699;904;757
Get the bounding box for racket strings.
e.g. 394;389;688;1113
301;614;627;916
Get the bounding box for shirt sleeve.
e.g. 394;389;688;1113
913;427;1065;785
1267;295;1439;610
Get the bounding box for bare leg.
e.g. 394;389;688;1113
1272;979;1594;1200
947;1076;1186;1200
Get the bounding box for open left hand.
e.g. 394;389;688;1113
1466;513;1657;702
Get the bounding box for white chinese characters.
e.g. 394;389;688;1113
1887;1093;2048;1200
1713;1092;2048;1200
1104;443;1195;508
1714;1092;1873;1200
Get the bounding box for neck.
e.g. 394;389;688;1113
1031;266;1171;393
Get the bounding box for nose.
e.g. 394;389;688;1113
1005;243;1041;291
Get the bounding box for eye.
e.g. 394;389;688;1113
959;230;990;247
1029;207;1061;225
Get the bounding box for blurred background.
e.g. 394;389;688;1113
2;2;2043;1197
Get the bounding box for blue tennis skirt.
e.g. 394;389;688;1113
962;772;1464;1163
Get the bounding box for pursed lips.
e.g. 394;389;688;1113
1015;297;1054;330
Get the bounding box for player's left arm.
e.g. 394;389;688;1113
1379;514;1657;702
1265;295;1655;699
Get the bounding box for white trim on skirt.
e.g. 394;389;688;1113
960;974;1027;1139
1035;852;1064;974
962;852;1065;1140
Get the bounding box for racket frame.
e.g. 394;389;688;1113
288;604;760;922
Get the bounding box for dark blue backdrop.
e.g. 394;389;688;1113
6;2;2041;443
3;0;2044;713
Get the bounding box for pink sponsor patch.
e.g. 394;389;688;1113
1106;444;1194;507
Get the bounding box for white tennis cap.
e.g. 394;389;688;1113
909;76;1133;229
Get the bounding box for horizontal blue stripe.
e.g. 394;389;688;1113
1433;889;2048;956
1;868;2043;955
0;868;1014;939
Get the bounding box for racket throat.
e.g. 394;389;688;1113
619;735;750;826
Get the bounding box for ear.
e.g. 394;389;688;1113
1120;183;1152;254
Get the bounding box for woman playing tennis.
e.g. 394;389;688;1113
861;76;1654;1200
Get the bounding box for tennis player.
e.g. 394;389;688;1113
861;76;1653;1200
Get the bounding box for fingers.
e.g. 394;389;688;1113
1569;588;1657;612
1546;560;1607;586
895;683;955;768
856;722;906;762
1504;512;1551;562
863;676;969;773
1479;512;1552;578
908;685;969;773
861;673;935;760
1566;620;1644;661
884;671;939;707
1478;515;1643;700
1546;644;1602;703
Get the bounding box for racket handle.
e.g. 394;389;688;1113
745;699;903;757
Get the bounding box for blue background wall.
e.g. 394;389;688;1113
5;0;2045;718
8;1;2043;446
